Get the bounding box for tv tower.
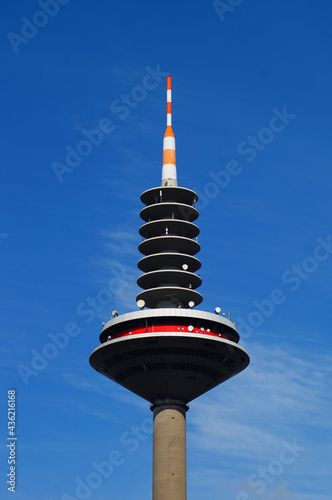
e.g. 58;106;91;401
89;75;249;500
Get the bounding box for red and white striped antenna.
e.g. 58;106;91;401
162;74;177;186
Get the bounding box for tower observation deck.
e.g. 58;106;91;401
89;76;249;500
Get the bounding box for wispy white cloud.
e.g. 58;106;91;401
189;341;332;446
187;340;332;496
89;229;141;310
239;480;298;500
62;372;146;412
297;495;332;500
99;229;140;256
92;257;140;311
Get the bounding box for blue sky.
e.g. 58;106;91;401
1;0;332;498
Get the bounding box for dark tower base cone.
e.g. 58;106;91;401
89;309;249;404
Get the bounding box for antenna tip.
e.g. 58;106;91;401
165;73;173;78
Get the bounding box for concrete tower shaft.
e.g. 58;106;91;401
152;400;188;500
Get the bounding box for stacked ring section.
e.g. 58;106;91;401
136;186;203;309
